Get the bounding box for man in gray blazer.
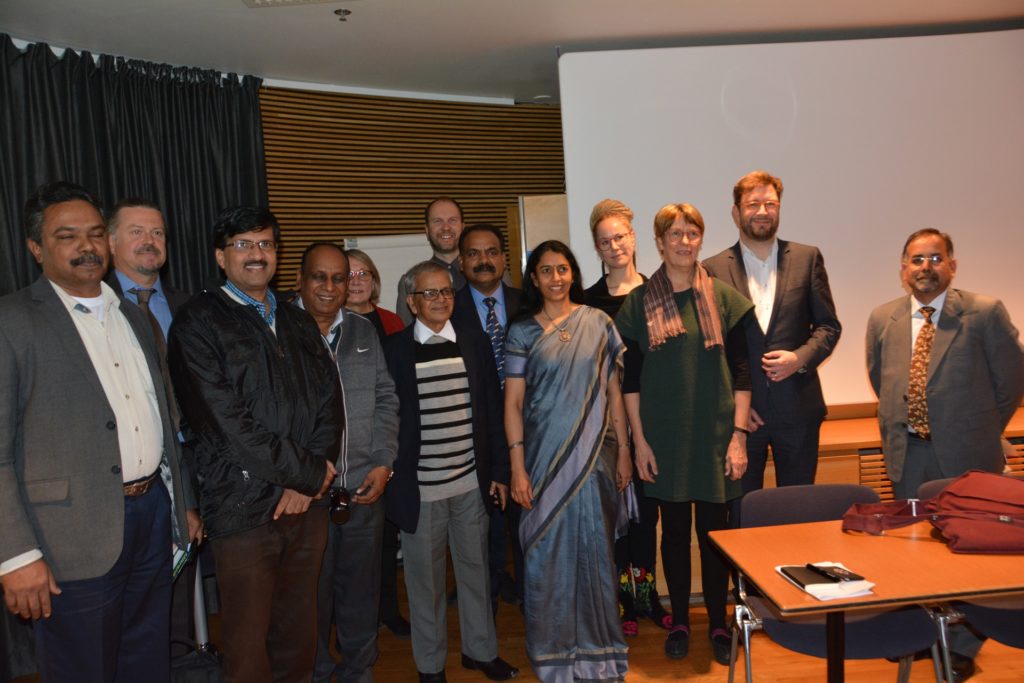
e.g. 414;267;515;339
704;170;841;494
867;228;1023;680
0;181;191;681
294;242;400;683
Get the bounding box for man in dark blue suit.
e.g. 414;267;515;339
704;170;841;496
450;223;524;610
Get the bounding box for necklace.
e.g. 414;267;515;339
542;308;572;342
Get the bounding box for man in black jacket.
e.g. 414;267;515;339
168;206;343;683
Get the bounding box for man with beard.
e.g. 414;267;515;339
395;197;467;325
168;207;343;682
704;170;840;496
0;182;191;680
867;229;1022;681
105;198;204;658
451;223;523;613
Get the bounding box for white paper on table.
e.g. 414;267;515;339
774;562;876;601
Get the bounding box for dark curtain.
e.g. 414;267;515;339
0;34;267;295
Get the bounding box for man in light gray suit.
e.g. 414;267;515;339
0;181;191;681
294;242;400;683
867;227;1023;682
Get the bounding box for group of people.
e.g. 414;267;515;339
1;170;1020;683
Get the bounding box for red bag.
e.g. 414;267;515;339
842;471;1024;554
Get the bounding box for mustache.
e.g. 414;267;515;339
473;263;497;274
134;244;162;255
244;260;268;268
70;253;104;267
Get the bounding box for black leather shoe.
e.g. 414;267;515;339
947;653;977;683
418;671;446;683
382;614;411;638
461;654;519;680
664;629;690;659
709;629;732;666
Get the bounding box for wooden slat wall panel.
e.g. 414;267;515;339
259;87;565;286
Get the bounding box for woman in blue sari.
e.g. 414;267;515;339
504;240;632;682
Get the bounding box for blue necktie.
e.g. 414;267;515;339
484;297;505;385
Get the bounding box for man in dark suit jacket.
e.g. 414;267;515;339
105;198;203;658
450;223;524;610
384;260;517;683
867;228;1023;680
0;182;191;681
704;170;841;493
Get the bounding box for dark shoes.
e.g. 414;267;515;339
382;614;411;638
664;628;690;659
709;628;732;666
947;653;977;683
418;672;446;683
461;654;519;681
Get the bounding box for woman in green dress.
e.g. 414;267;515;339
615;203;753;666
505;240;632;682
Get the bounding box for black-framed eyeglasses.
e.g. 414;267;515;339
329;487;351;525
412;287;456;300
225;239;277;252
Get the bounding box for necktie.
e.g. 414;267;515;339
132;288;182;431
484;297;505;385
907;305;936;438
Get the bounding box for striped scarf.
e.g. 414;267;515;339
643;261;724;351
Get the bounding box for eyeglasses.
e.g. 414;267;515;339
412;287;456;300
596;232;632;251
741;200;780;213
225;239;277;252
329;487;351;525
907;254;946;266
663;228;702;244
348;269;373;282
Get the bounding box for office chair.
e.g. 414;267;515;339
728;484;944;683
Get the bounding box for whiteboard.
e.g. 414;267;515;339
559;29;1024;406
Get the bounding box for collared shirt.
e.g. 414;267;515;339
469;283;507;330
414;318;458;345
114;270;173;340
740;239;779;334
910;290;948;350
294;297;345;351
222;283;277;334
49;280;165;484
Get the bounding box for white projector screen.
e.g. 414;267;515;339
559;29;1024;406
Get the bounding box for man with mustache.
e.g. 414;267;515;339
867;228;1023;681
395;197;468;325
451;223;524;614
105;199;204;658
0;182;192;681
167;207;344;682
704;170;841;497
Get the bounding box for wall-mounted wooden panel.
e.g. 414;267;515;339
259;87;564;287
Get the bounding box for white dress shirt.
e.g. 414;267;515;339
740;239;779;334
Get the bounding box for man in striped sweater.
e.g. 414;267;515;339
385;261;517;683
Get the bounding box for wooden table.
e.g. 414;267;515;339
709;520;1024;683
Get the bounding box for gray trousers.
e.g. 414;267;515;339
314;500;386;683
402;489;497;674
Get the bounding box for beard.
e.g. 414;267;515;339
739;214;779;242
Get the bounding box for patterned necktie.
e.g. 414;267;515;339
907;305;936;437
131;288;181;431
483;297;505;385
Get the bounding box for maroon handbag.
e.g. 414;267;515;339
842;471;1024;554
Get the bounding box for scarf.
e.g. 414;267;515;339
643;261;724;351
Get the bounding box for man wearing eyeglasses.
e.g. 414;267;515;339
167;207;344;683
704;170;841;499
384;261;517;683
292;242;400;683
451;223;524;614
867;229;1023;681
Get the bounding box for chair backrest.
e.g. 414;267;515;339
916;477;957;500
740;484;880;528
